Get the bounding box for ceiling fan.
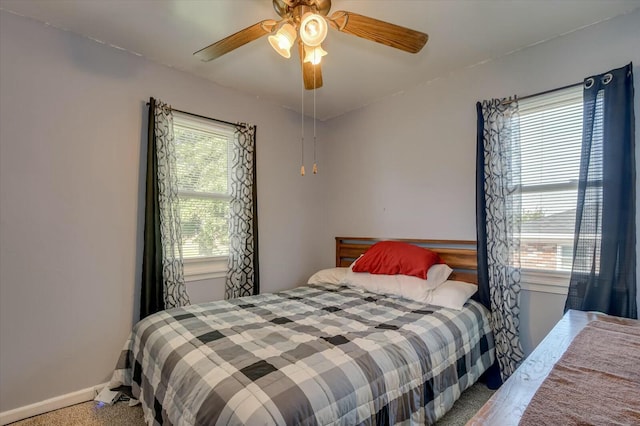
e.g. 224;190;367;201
194;0;429;90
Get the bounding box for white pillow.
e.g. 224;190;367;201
307;267;349;285
346;258;452;289
339;262;453;303
429;280;478;310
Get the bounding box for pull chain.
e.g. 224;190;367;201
312;64;318;174
300;69;305;176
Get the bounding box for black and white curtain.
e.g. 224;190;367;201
140;98;190;319
225;124;259;299
476;98;525;382
565;63;636;318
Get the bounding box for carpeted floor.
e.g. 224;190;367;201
10;381;494;425
436;381;495;426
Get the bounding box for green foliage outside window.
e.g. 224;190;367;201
174;124;231;258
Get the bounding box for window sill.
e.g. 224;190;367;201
183;256;227;282
521;269;570;295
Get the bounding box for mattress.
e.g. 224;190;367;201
110;283;495;425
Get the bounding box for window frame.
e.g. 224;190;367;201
173;112;234;282
516;85;583;293
183;255;228;282
520;269;570;295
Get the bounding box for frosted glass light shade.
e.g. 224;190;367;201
268;23;297;58
303;45;327;65
299;13;328;47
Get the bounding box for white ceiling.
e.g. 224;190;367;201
2;0;639;120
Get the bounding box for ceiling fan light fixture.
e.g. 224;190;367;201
299;12;328;47
268;23;297;58
303;45;327;65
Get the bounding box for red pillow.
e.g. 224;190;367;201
352;241;443;280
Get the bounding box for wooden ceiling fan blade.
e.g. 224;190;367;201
327;11;428;54
298;41;323;90
194;19;278;62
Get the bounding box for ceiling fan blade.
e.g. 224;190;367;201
194;19;278;62
327;11;428;54
298;42;323;90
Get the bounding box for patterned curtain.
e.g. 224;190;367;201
476;98;525;382
140;98;190;319
225;124;259;299
565;64;636;318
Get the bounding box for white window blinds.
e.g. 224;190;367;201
518;85;583;272
174;113;233;259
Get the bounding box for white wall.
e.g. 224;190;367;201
324;9;640;355
0;10;331;412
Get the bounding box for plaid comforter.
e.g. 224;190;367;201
110;283;494;425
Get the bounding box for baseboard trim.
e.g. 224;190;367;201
0;383;107;425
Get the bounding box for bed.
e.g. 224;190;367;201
110;237;495;425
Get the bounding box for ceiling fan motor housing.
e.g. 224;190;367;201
273;0;332;18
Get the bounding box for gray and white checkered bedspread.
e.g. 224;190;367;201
110;283;494;425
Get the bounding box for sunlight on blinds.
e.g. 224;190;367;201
518;85;583;272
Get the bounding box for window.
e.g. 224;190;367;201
518;85;583;279
173;112;233;281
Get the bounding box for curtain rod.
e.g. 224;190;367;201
172;108;246;129
501;81;583;105
146;101;245;129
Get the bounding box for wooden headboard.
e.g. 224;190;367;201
335;237;479;284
